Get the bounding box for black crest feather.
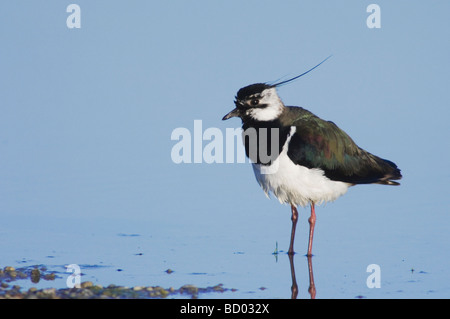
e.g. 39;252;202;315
270;55;333;87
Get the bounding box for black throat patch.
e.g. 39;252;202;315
242;119;291;165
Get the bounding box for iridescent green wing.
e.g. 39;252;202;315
284;107;401;185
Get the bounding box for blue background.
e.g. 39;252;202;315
1;1;449;298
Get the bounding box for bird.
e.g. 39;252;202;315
222;57;402;256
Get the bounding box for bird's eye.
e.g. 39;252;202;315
250;99;259;106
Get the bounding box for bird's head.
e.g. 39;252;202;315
222;83;284;122
222;55;332;123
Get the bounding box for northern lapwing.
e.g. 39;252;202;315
222;57;402;256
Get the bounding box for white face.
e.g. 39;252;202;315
245;88;284;121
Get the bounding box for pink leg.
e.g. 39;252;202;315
307;203;316;257
288;205;298;255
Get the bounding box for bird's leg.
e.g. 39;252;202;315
288;205;298;255
307;203;316;257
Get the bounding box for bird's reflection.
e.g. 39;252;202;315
288;254;316;299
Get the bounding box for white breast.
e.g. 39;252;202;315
252;126;350;207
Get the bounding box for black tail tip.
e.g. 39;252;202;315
379;169;402;186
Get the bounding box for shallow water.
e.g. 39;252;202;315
2;185;449;299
